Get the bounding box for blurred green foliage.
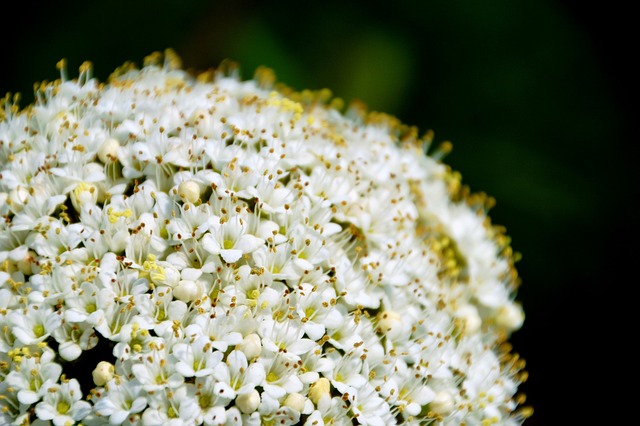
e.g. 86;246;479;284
2;1;630;423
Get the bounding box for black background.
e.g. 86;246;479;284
1;1;634;424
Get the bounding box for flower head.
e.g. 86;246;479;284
0;49;530;424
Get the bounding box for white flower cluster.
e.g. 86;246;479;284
0;50;530;425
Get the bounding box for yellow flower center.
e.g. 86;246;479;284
57;400;71;414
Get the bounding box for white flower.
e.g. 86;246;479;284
131;344;184;392
112;323;158;361
202;215;264;263
259;317;316;357
294;283;343;340
347;382;395;426
172;335;224;377
193;375;233;425
0;380;26;424
0;50;529;425
93;377;148;425
298;346;335;385
259;352;304;399
212;349;265;399
142;385;199;426
134;287;188;337
324;351;366;394
9;305;62;346
51;319;99;361
35;378;91;426
4;347;62;405
377;358;435;416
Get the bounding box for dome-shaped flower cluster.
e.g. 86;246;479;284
0;50;529;425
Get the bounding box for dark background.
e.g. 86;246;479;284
2;1;633;424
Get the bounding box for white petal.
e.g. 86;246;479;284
235;235;264;254
201;233;221;254
109;410;130;425
220;249;243;263
303;322;325;341
17;390;39;405
226;350;248;372
9;245;28;261
214;381;236;399
58;341;82;361
287;339;317;355
175;362;196;378
263;383;286;399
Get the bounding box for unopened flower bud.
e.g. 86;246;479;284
430;390;455;416
162;265;181;287
92;361;115;386
378;310;401;332
236;389;260;414
496;303;524;331
15;249;36;276
283;392;306;412
178;180;200;203
173;280;202;302
377;310;407;340
237;333;262;360
456;304;482;335
98;138;120;164
309;377;330;405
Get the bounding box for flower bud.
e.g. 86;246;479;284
377;310;407;340
178;180;200;204
496;302;524;331
173;280;202;302
236;389;260;414
456;304;482;335
16;249;37;276
237;333;262;360
430;390;455;416
162;265;181;287
283;392;306;412
92;361;115;386
98;138;120;164
377;310;401;333
309;377;330;405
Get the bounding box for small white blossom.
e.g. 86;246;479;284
34;378;91;426
202;215;264;264
193;375;233;425
172;336;224;377
93;377;148;425
131;344;185;392
141;385;199;426
9;305;62;346
430;390;456;417
4;347;62;405
212;349;266;399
